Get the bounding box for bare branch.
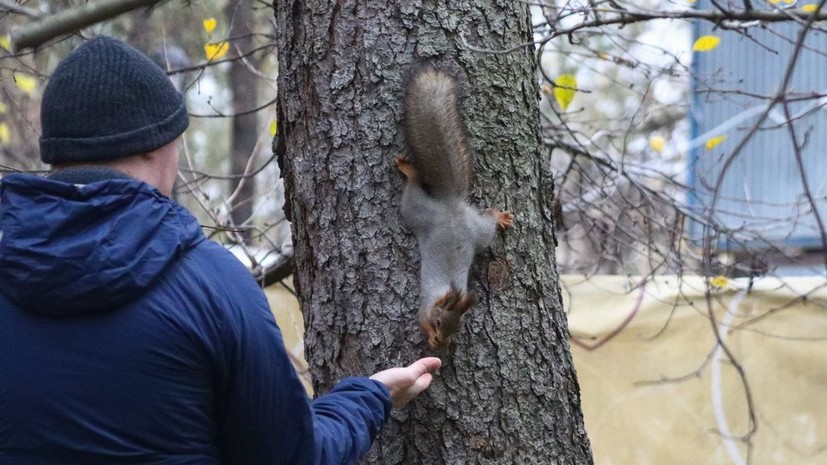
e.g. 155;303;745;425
189;96;278;118
780;100;827;266
11;0;164;52
546;8;827;38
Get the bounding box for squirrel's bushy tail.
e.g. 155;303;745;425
403;66;473;199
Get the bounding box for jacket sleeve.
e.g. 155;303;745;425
310;378;392;465
198;243;391;465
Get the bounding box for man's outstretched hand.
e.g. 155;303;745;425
370;357;442;408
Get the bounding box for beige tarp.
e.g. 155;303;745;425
264;279;312;394
266;275;827;464
566;275;827;465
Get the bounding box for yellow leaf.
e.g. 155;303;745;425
0;102;7;114
710;275;729;288
14;73;37;96
0;123;9;146
269;120;278;137
203;18;218;34
204;41;230;61
0;35;10;52
693;35;721;52
554;74;577;111
705;135;727;151
802;3;819;11
650;136;666;153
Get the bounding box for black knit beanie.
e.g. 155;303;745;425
39;36;189;164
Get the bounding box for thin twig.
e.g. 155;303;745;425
0;0;42;18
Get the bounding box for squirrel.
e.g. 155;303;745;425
396;66;513;349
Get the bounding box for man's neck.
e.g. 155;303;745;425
48;166;133;185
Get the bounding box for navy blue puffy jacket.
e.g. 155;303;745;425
0;171;391;465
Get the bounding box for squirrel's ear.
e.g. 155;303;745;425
456;292;477;314
434;291;458;309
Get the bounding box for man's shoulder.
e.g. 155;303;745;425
181;240;253;274
161;239;264;302
147;239;272;328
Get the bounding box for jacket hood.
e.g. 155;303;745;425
0;172;205;316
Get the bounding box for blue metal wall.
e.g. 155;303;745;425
691;10;827;249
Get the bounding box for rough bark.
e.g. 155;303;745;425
226;0;258;242
274;0;593;463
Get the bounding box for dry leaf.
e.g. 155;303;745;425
14;74;37;96
204;41;230;61
0;123;9;146
203;18;218;34
693;35;721;52
710;275;729;288
650;136;666;154
554;74;577;111
705;135;727;150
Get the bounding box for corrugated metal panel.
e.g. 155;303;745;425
691;9;827;249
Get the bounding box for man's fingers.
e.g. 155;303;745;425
394;373;433;408
411;372;434;395
370;358;442;408
408;357;441;378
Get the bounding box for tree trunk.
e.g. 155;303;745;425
274;1;593;463
226;0;258;242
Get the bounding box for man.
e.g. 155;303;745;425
0;36;440;465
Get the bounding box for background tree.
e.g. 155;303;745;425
274;0;593;463
224;0;258;242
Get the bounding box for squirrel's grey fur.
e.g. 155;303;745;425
398;66;513;349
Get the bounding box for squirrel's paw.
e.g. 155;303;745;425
394;154;416;179
486;209;514;230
